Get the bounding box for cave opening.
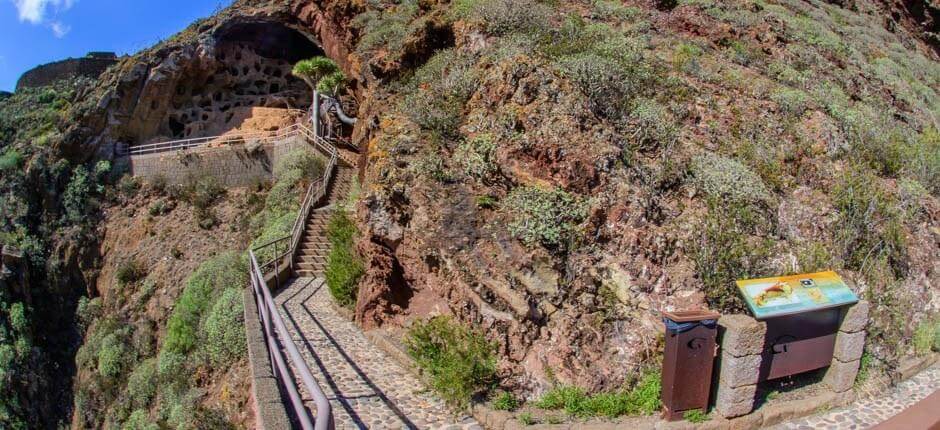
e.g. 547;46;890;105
161;21;324;139
216;22;323;63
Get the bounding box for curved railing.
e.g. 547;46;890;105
248;122;338;430
253;124;337;277
126;117;308;156
138;118;340;429
249;248;334;430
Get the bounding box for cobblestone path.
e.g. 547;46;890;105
775;362;940;429
275;277;482;430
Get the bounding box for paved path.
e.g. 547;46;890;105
775;362;940;430
275;276;481;429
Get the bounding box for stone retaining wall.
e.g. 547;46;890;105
715;301;869;419
128;135;312;187
244;288;292;430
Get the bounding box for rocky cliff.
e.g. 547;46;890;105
345;0;940;395
59;0;940;400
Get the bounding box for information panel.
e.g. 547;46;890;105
736;271;858;320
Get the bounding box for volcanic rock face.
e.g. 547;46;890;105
70;0;364;160
94;21;318;147
50;0;940;408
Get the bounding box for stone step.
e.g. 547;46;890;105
296;257;327;265
296;269;319;277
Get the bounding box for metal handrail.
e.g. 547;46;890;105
245;122;339;430
249;249;334;430
127;123;306;156
288;125;338;262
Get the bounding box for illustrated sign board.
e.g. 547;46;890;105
736;271;858;320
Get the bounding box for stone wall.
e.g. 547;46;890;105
128;135;314;187
714;302;869;419
16;55;118;90
243;287;292;430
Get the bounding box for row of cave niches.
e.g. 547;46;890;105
163;42;313;139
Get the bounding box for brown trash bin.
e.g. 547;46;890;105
661;310;721;421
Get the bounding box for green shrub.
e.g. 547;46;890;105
466;0;551;36
325;211;364;308
836;104;912;177
672;42;703;74
691;153;773;207
202;288;246;367
592;0;640;20
353;1;419;56
909;127;940;195
796;242;831;274
476;195;498;209
97;332;132;379
0;149;23;171
456;134;499;181
684;409;709;423
913;319;939;356
115;259;148;286
934;324;940;353
402;49;477;138
178;175;225;229
8;302;27;334
412;151;454;183
692;197;773;313
63;165;95;224
550;22;654;120
832;167;907;279
518;412;535;426
405;316;497;407
127;359;158;408
148;200;171;217
402;89;464;139
157;351;186;381
723;39;760;66
629;98;677;150
164;388;201;430
251;211;295;264
492;391;519;411
555;54;628;120
503;186;587;250
163;252;247;355
76;296;102;328
122;410;158;430
770;87;809;116
273;149;325;184
117;175;141;199
534;370;661;417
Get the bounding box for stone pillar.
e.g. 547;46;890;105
824;301;869;393
715;314;766;418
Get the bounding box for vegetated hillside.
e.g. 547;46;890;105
1;0;938;427
0;78;109;428
71;183;259;429
349;0;940;395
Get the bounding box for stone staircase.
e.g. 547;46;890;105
295;165;354;278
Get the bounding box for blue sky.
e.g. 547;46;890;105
1;0;232;91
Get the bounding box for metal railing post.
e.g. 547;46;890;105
312;90;320;138
274;240;280;291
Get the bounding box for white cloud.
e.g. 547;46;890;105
11;0;74;24
49;20;69;37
